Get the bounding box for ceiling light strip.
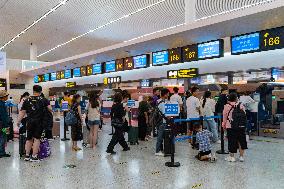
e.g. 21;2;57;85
37;0;167;57
196;0;275;21
0;0;69;51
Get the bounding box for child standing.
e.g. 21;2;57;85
194;124;216;162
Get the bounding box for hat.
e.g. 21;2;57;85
0;90;8;98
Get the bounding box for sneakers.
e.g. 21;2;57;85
216;140;221;144
225;156;236;162
0;153;11;158
239;156;245;162
24;155;30;161
123;147;130;151
30;156;40;162
155;151;164;156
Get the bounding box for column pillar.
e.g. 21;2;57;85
30;43;37;61
185;0;196;24
184;79;191;91
228;72;234;85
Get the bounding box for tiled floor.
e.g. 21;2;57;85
1;125;284;189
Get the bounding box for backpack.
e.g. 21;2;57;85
65;110;78;126
149;101;164;128
228;103;247;129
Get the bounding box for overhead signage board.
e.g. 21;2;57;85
38;75;44;83
0;79;7;88
51;72;57;81
260;27;284;51
104;76;121;85
182;44;198;62
56;71;61;80
198;40;224;59
64;69;72;79
80;66;87;76
92;64;102;75
168;47;182;64
152;50;169;66
44;73;50;82
86;65;93;76
73;68;81;77
231;32;260;55
167;70;178;79
178;68;199;78
60;71;65;80
105;61;116;73
124;57;134;70
66;82;76;88
133;54;149;69
140;79;151;88
116;59;124;71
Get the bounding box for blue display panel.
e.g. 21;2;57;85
51;73;57;81
92;64;102;74
152;51;168;66
34;76;39;83
133;54;148;69
105;61;116;73
44;73;50;82
231;32;260;55
164;104;180;116
73;68;81;77
198;40;223;59
64;69;72;79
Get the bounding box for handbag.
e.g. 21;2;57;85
111;118;124;128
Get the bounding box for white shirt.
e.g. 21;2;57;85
86;103;101;121
186;96;200;118
239;95;255;110
170;94;183;105
201;98;216;117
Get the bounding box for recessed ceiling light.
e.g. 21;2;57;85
37;0;167;57
0;0;69;51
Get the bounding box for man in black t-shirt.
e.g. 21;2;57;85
17;85;52;162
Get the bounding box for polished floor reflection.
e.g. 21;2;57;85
1;125;284;189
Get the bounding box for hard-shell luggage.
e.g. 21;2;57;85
128;126;138;145
82;125;89;147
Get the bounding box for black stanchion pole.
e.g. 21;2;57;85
165;126;180;167
61;111;70;141
216;117;228;154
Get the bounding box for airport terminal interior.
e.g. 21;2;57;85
1;0;284;189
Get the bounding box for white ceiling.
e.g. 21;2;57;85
0;0;277;62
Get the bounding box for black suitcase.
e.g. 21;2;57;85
164;128;175;156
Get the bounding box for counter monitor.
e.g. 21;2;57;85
152;50;169;66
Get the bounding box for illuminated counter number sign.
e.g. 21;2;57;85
182;44;198;62
80;66;87;76
124;57;134;70
260;26;284;51
116;59;124;71
178;69;199;78
167;70;178;79
38;75;44;82
87;65;93;76
60;71;65;80
168;47;182;64
56;71;61;80
0;79;7;87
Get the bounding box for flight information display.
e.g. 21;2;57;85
178;68;199;78
92;64;102;74
80;66;87;76
133;54;149;69
168;48;182;64
105;61;116;73
124;57;134;70
182;44;198;62
152;51;169;66
44;73;50;82
86;65;93;76
231;32;260;55
260;26;284;51
51;73;57;81
56;71;61;80
73;68;81;77
65;69;72;79
198;40;224;59
116;59;124;71
34;76;39;83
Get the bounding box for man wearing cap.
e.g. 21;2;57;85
0;90;11;158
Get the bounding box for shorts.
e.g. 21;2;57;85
227;128;248;153
26;119;43;140
88;120;100;126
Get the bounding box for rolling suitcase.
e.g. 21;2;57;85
128;126;138;145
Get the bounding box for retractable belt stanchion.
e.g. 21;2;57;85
165;124;180;167
216;116;228;154
61;111;70;141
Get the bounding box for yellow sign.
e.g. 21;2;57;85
260;27;284;51
66;82;76;88
178;68;199;78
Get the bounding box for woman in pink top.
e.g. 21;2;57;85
222;93;247;162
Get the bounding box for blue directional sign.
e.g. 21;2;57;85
105;61;116;73
152;51;169;66
44;73;50;82
231;32;260;55
34;75;39;83
73;68;81;77
51;72;57;81
127;100;136;107
64;69;72;79
198;40;223;59
164;103;179;116
92;64;102;74
133;54;148;69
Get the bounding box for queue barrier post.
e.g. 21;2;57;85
216;116;228;154
165;126;180;167
61;111;70;141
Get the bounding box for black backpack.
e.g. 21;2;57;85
228;103;247;129
149;101;164;128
